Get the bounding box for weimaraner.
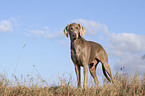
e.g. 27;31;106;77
64;23;116;89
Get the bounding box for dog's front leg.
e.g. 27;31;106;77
83;65;88;89
75;64;81;88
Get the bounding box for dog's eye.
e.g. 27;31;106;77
70;28;73;31
75;27;78;29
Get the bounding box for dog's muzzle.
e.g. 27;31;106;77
72;33;77;40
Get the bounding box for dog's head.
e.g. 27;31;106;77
63;23;86;41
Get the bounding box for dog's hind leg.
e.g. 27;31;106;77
89;60;99;88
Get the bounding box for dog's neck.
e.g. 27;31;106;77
71;37;85;45
70;37;86;50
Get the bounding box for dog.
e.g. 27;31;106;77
63;23;116;88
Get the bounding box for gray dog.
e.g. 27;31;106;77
64;23;116;88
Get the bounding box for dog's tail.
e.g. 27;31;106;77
102;64;111;82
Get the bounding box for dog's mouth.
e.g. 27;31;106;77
72;36;76;40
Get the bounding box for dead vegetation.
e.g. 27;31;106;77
0;72;145;96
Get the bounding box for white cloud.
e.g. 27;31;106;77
108;32;145;74
109;33;145;56
26;26;63;39
73;18;109;35
0;20;13;32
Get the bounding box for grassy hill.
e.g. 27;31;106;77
0;72;145;96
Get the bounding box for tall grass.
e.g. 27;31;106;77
0;72;144;96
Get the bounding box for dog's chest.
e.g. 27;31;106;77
71;45;83;66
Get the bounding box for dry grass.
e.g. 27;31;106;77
0;72;145;96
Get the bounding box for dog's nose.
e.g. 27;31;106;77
73;33;76;37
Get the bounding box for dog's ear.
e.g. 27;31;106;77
63;25;69;37
78;24;86;37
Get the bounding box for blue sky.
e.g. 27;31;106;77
0;0;145;86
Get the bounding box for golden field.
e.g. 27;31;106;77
0;72;144;96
